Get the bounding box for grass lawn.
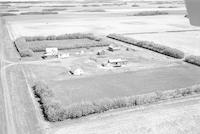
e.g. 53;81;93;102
26;63;200;106
50;64;200;106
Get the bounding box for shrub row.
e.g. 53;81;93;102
33;81;200;122
128;11;168;16
158;6;177;8
20;11;58;15
0;13;17;17
17;6;31;8
24;33;102;42
41;5;76;8
14;37;34;57
63;85;200;119
107;34;184;59
76;9;106;12
42;8;67;12
7;9;20;12
32;81;67;122
14;33;108;57
184;55;200;66
27;39;109;52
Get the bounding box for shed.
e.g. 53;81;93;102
108;58;128;67
108;45;120;52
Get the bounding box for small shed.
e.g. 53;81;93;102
108;58;128;67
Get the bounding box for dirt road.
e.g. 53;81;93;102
0;18;44;134
0;41;7;134
0;18;17;134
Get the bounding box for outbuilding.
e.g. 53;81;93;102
108;58;128;67
108;45;120;52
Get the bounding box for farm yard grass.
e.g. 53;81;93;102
22;62;200;121
26;64;200;106
21;41;182;79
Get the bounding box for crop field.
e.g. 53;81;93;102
125;31;200;56
6;14;193;40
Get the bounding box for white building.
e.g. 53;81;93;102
108;58;128;67
45;48;58;56
108;45;120;52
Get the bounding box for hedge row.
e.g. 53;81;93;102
33;81;200;122
107;34;184;59
14;33;106;57
184;55;200;66
33;81;67;122
41;5;76;8
26;33;102;42
7;9;20;12
14;37;34;57
20;11;58;15
27;39;109;52
42;8;67;12
128;11;168;16
0;13;17;17
76;9;106;12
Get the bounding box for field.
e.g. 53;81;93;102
7;15;191;40
1;0;200;134
125;31;200;56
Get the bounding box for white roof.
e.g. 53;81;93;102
46;48;58;55
108;59;128;63
70;68;84;76
109;45;120;49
